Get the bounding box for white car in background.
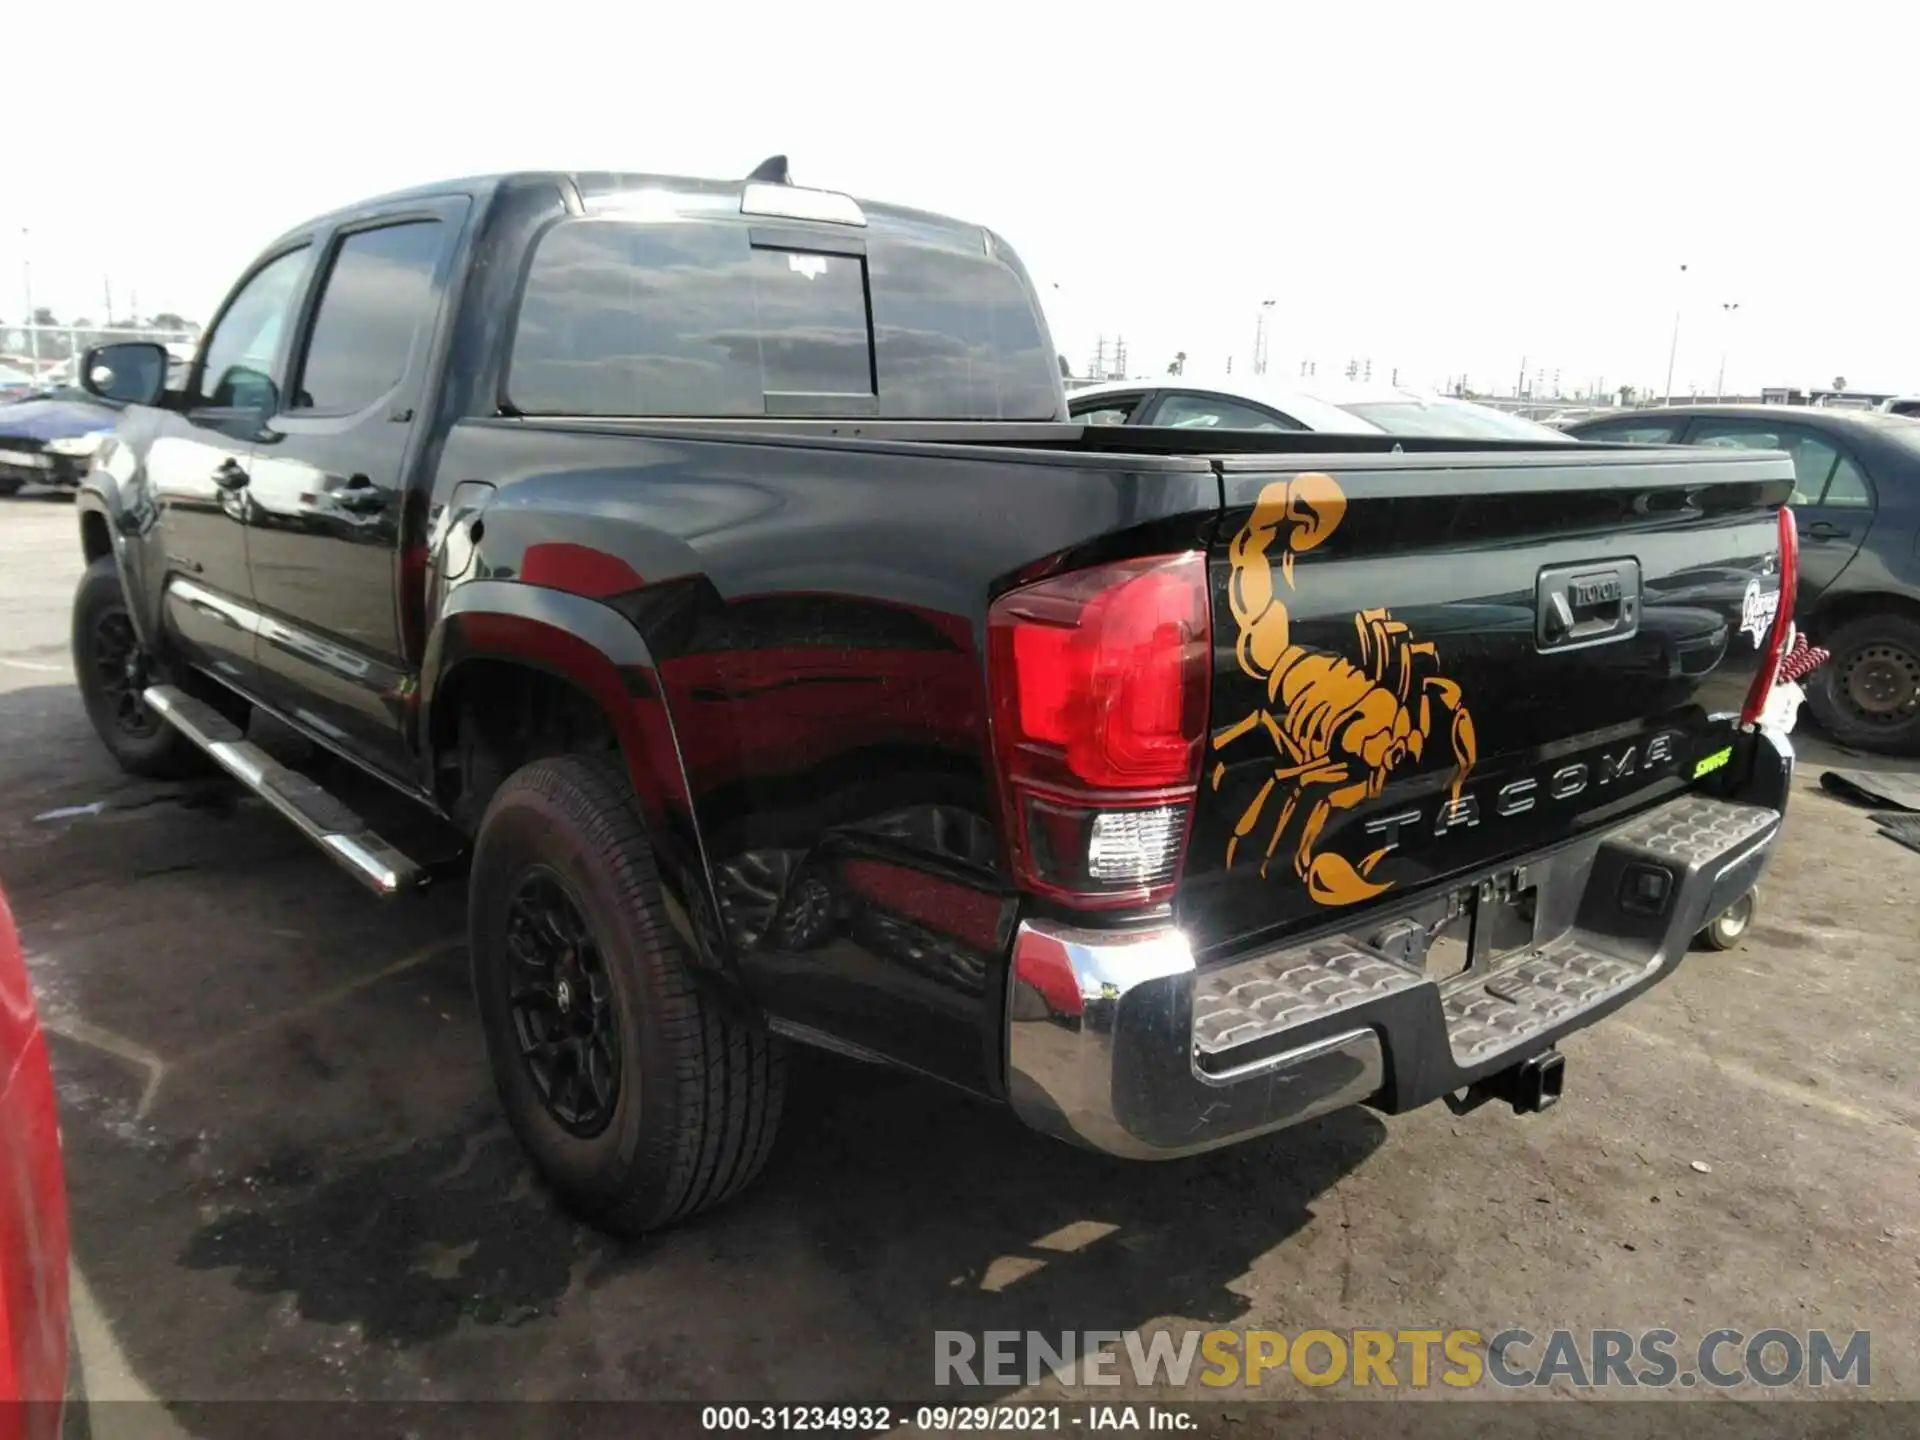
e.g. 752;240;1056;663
1066;376;1572;441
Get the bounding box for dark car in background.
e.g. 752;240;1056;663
0;386;118;496
1567;405;1920;753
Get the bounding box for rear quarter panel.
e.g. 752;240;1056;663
423;420;1219;1091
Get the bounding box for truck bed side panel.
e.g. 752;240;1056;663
427;419;1220;1092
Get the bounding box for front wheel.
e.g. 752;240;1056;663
71;558;205;778
469;754;786;1235
1805;611;1920;754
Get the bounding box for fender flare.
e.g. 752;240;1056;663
75;443;164;650
419;579;736;981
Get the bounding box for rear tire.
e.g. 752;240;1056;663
469;754;785;1234
71;557;206;779
1805;611;1920;754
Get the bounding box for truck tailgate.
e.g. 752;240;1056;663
1180;447;1794;956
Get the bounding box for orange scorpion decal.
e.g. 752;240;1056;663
1212;472;1478;907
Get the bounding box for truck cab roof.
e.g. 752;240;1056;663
256;164;1065;426
271;167;1007;265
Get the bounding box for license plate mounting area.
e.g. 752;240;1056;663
1365;867;1538;984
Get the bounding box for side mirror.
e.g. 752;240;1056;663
81;342;171;406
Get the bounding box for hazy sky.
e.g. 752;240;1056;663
7;2;1915;398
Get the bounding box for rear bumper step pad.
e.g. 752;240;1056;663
1004;729;1793;1159
143;685;424;896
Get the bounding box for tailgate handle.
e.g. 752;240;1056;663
1536;560;1641;652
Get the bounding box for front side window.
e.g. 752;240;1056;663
195;248;309;410
1153;393;1301;431
291;221;445;413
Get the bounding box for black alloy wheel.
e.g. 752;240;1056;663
504;868;622;1137
72;556;205;778
469;754;787;1234
87;609;161;742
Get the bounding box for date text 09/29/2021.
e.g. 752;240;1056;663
700;1408;1190;1432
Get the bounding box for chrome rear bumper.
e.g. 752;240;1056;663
1004;729;1792;1160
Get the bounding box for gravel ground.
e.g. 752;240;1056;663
2;497;1915;1433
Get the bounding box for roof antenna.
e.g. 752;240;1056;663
747;154;791;185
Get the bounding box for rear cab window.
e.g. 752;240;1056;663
507;207;1061;421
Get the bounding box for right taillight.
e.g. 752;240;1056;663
987;552;1211;910
1741;505;1799;727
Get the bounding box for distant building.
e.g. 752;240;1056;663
1760;386;1897;409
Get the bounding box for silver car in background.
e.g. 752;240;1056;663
1066;376;1572;440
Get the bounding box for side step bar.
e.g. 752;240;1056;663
143;685;425;896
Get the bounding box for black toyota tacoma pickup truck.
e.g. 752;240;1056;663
71;159;1800;1234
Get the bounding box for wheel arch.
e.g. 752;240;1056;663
420;580;735;981
74;451;165;652
1807;586;1920;636
78;503;113;565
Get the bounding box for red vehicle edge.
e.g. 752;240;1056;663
0;882;70;1438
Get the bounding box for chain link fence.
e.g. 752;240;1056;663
3;323;199;392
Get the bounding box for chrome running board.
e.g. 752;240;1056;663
142;685;424;896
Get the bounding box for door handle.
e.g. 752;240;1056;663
211;459;249;491
1804;520;1848;540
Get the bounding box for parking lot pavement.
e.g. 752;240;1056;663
2;498;1917;1419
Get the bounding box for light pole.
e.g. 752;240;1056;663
1715;302;1740;401
20;227;39;373
1252;299;1275;376
1663;263;1689;405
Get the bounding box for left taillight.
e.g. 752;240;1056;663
1741;505;1800;727
987;552;1211;910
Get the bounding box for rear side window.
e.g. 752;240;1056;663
1690;419;1844;506
1071;392;1147;426
291;221;445;413
1576;418;1683;444
1822;453;1873;507
1152;393;1302;431
508;217;1058;420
